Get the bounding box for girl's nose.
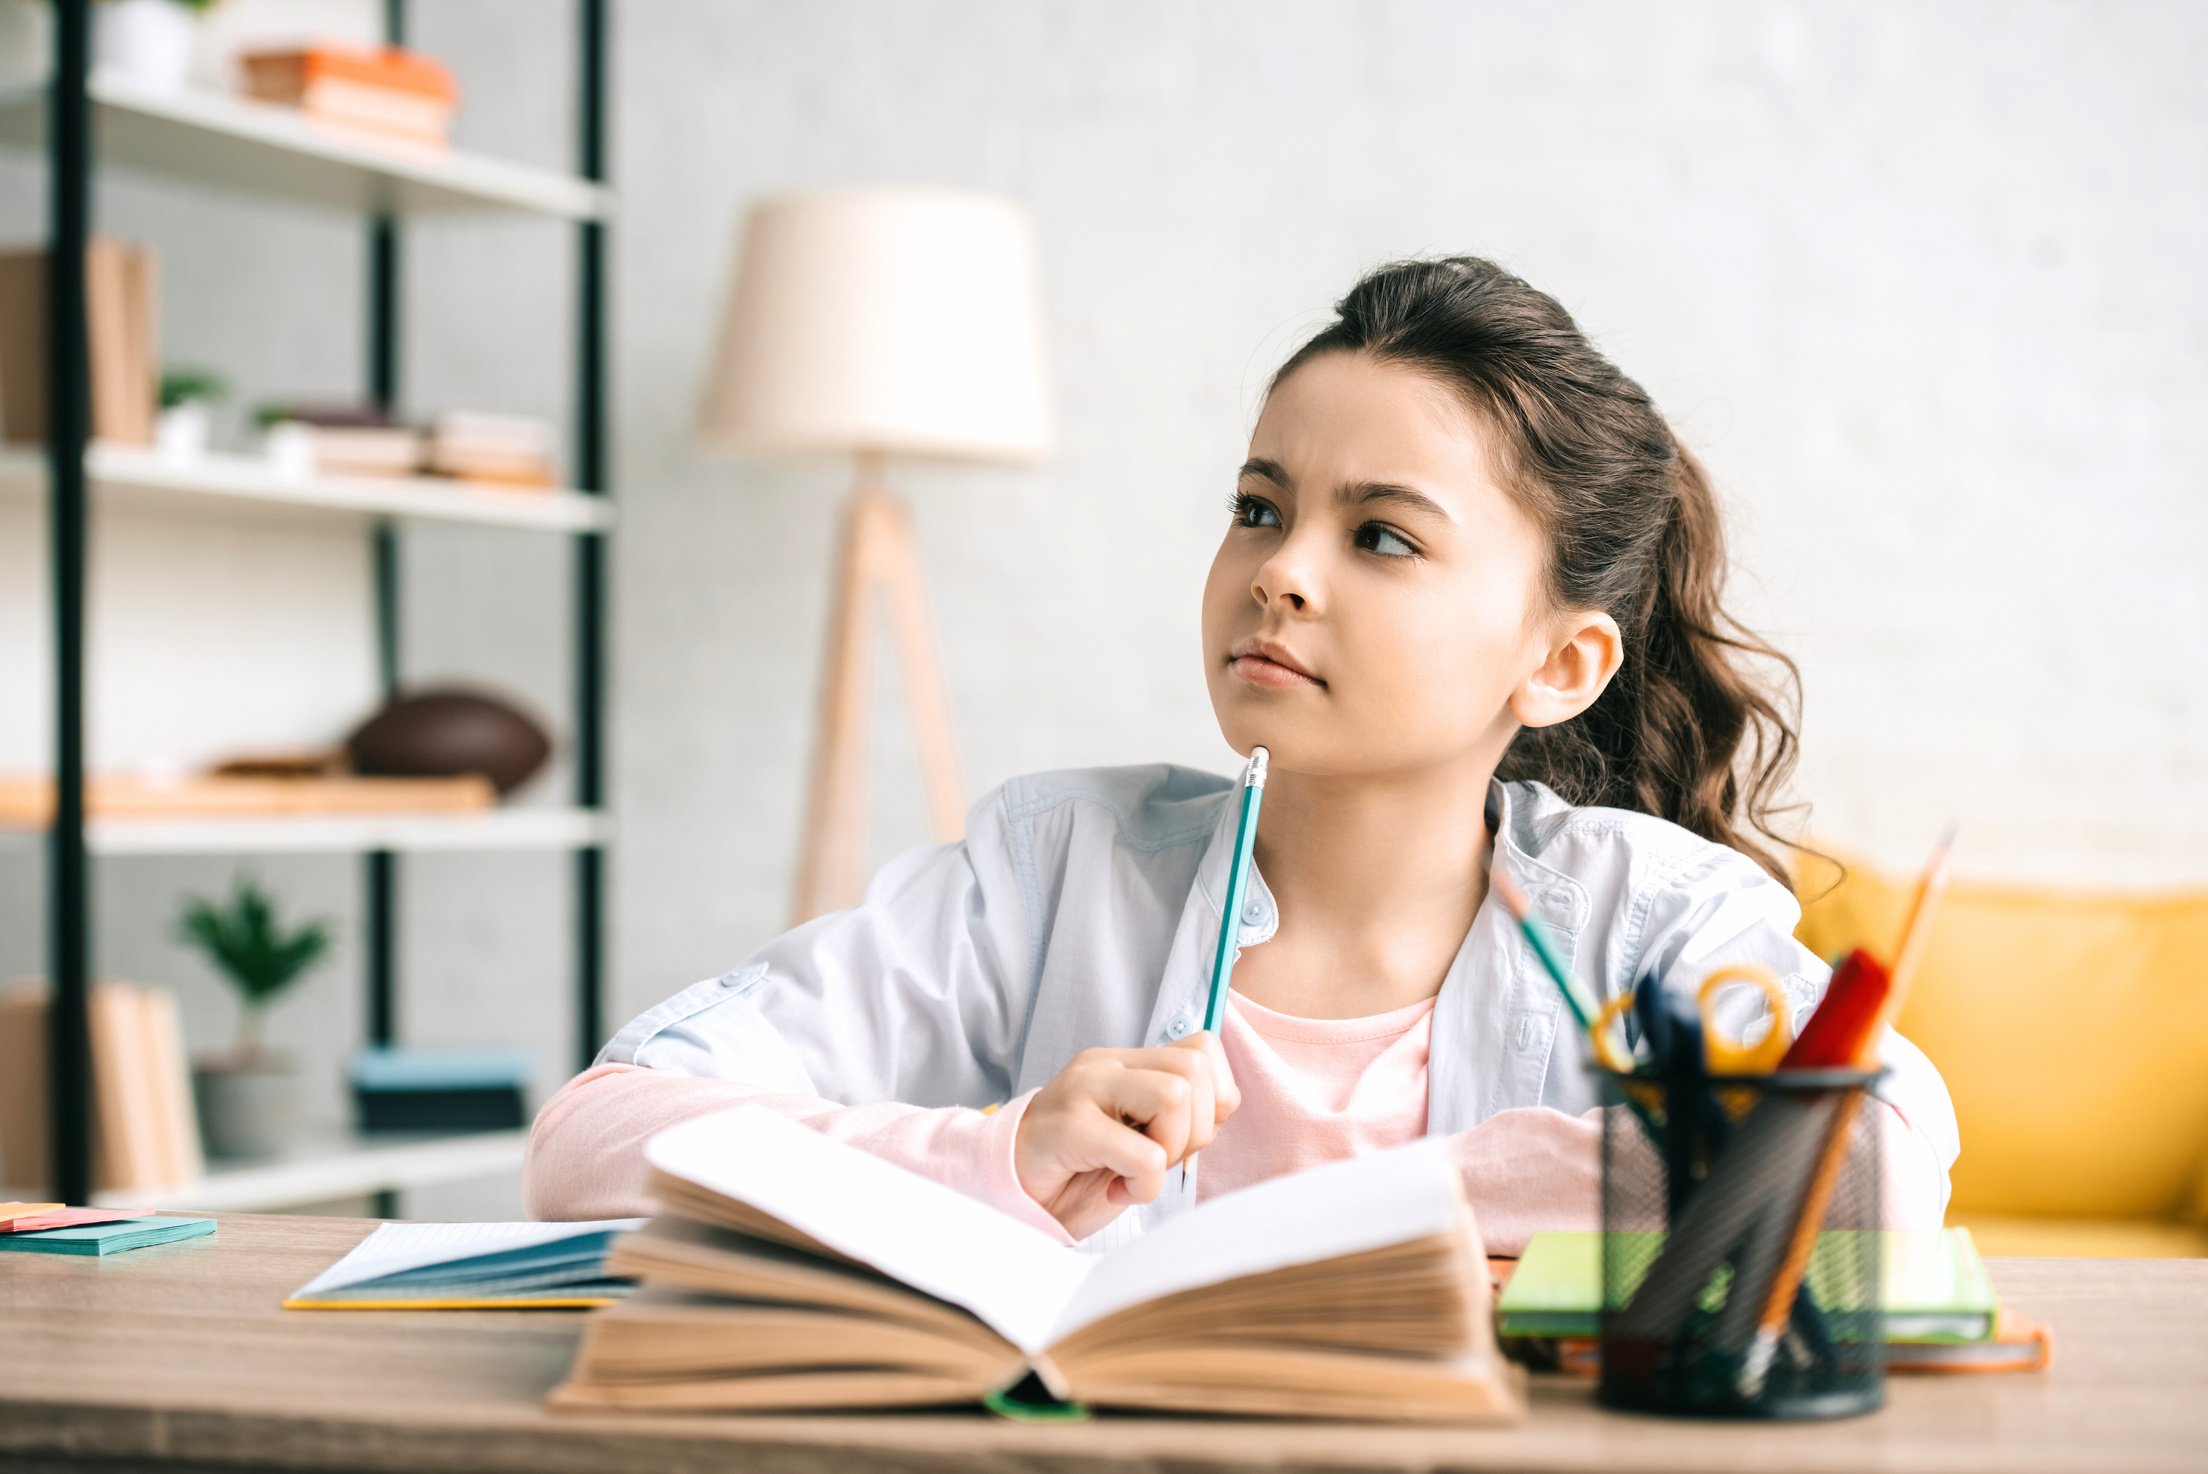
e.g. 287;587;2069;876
1252;541;1320;615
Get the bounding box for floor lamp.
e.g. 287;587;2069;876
698;188;1053;925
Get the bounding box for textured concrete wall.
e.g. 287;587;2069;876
1;1;2201;1214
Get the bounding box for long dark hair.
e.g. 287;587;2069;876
1268;256;1810;888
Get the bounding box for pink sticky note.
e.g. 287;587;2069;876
0;1206;154;1233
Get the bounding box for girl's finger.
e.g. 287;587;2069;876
1170;1030;1241;1123
1120;1049;1215;1158
1065;1108;1168;1204
1094;1064;1198;1167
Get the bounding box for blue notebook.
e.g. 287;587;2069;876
285;1219;644;1308
0;1215;217;1256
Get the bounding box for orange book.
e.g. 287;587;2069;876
239;44;458;146
240;44;458;104
0;980;190;1196
0;238;158;448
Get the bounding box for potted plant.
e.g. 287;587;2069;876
94;0;221;94
156;365;226;461
177;876;332;1159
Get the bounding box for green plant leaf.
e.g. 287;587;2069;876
175;876;334;1012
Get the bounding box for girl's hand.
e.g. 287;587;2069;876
1013;1033;1240;1239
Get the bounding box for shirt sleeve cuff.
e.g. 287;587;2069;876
963;1088;1076;1244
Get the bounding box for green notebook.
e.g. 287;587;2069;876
1497;1228;1997;1343
0;1215;217;1256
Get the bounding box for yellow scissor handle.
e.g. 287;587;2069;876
1590;964;1796;1075
1590;991;1640;1074
1696;962;1793;1074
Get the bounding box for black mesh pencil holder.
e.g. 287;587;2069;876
1596;1067;1887;1420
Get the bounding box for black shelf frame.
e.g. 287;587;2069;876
40;0;612;1206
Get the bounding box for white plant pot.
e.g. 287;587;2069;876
0;0;52;89
94;0;197;94
156;399;211;461
262;420;315;478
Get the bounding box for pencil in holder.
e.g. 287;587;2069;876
1595;1067;1887;1420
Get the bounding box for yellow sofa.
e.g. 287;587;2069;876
1794;850;2208;1257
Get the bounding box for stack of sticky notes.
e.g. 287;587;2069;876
285;1218;644;1309
0;1201;217;1255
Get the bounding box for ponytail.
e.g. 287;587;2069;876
1623;441;1807;885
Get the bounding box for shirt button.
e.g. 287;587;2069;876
1167;1014;1193;1039
1241;898;1270;926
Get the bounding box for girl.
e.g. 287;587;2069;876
527;256;1958;1253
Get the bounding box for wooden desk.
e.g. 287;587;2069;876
1;1214;2201;1474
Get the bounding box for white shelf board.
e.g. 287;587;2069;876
89;1126;528;1214
0;807;613;856
0;443;614;533
0;71;609;219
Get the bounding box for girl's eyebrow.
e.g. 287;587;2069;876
1237;456;1457;525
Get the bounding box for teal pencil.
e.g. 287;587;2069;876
1201;745;1269;1033
1488;866;1599;1033
1179;746;1267;1192
1490;863;1671;1145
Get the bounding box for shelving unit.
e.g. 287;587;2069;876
85;1126;531;1215
0;807;614;857
18;3;611;1212
0;442;617;533
0;68;609;217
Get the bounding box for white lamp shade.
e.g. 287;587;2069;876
698;187;1053;465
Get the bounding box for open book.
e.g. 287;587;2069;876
550;1108;1526;1422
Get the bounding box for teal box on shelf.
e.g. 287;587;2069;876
350;1047;531;1132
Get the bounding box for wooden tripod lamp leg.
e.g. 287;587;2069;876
876;496;967;845
790;482;885;927
789;456;967;926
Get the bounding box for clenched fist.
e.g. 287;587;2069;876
1013;1032;1240;1239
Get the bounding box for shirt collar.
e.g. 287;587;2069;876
1195;771;1535;945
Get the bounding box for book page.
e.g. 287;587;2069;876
643;1108;1089;1353
1048;1136;1467;1344
289;1218;645;1298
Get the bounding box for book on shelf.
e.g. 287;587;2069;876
258;403;423;478
550;1107;1527;1423
0;772;497;825
350;1046;531;1132
0;238;158;448
424;410;559;488
237;43;460;148
0;979;201;1197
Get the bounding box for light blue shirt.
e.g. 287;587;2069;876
597;764;1959;1251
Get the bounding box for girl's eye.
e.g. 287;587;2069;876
1356;523;1417;558
1226;490;1281;529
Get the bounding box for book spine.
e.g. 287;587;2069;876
0;987;49;1189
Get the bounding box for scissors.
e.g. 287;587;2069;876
1589;963;1795;1076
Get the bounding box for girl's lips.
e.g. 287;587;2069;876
1229;654;1324;688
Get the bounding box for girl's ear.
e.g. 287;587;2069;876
1510;610;1624;729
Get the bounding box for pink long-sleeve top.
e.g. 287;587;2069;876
525;985;1949;1253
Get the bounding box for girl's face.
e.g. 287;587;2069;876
1202;350;1612;780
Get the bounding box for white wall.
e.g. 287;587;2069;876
2;1;2202;1214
